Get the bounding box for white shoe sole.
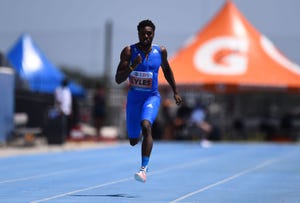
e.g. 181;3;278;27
134;173;146;182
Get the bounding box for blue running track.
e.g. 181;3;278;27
1;141;300;202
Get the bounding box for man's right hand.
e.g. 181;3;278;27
131;54;142;69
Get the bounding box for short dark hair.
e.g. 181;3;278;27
61;78;69;87
137;19;155;32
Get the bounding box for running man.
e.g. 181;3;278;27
115;19;182;182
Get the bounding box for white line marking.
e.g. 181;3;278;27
30;148;298;203
170;150;298;203
30;177;132;203
1;162;113;184
0;169;77;184
30;158;211;203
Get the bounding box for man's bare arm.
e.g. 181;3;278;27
161;46;182;105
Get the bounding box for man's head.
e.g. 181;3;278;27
137;19;155;47
61;78;69;87
137;19;155;32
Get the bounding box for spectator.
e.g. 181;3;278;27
189;100;212;147
232;118;246;140
0;51;10;67
280;112;293;141
54;78;72;138
161;98;174;140
92;83;106;138
173;100;192;139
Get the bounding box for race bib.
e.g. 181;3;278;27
129;71;153;90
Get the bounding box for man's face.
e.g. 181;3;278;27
138;26;154;47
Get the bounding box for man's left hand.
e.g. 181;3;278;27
174;94;182;105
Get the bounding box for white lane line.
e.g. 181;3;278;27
170;150;298;203
149;157;211;176
30;158;212;203
1;162;116;184
30;177;133;203
29;148;250;203
0;169;78;184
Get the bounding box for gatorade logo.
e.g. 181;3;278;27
193;35;300;76
193;37;249;75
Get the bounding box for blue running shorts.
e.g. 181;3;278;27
126;90;161;139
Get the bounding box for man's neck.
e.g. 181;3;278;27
137;43;152;54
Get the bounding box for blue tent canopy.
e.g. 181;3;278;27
7;34;85;97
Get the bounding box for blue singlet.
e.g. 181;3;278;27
126;44;162;138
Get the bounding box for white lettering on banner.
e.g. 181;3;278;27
260;35;300;75
193;37;249;75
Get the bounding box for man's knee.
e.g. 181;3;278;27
141;120;152;136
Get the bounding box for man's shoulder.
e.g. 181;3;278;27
153;45;167;53
152;44;161;49
151;44;164;54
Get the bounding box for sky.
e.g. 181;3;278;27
1;0;300;78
